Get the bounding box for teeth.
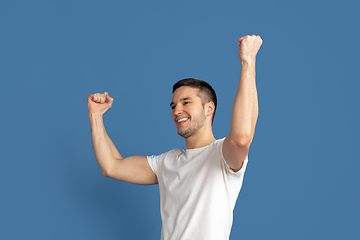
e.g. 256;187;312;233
177;118;187;123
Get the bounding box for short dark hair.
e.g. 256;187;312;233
172;78;217;123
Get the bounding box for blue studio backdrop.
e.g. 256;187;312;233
1;0;359;239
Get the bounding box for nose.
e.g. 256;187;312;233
173;104;183;116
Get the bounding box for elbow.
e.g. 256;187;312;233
231;133;253;148
101;168;112;178
99;158;123;178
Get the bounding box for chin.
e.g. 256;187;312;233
178;128;194;138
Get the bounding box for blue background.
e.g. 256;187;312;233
1;0;359;239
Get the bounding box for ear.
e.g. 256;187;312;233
205;101;215;117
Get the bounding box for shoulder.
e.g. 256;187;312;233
147;147;183;163
213;138;226;147
152;147;183;158
147;148;183;175
206;138;226;153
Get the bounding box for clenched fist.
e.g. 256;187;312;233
238;35;262;64
87;92;114;115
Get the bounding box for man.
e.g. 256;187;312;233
87;35;262;240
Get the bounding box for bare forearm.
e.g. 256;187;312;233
89;113;123;174
230;61;259;144
222;35;262;170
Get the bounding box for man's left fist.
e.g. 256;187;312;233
238;35;262;64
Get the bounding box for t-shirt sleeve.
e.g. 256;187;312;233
147;154;160;176
147;148;182;176
218;138;249;176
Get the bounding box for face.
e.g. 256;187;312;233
170;86;207;138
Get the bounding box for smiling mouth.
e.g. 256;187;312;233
176;117;189;124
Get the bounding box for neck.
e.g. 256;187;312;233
185;127;216;149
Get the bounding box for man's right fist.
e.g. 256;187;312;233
87;92;114;115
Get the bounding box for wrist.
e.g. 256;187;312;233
89;112;103;118
89;112;104;126
240;59;256;67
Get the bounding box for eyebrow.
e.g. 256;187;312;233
170;97;193;107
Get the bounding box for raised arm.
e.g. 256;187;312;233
88;92;157;185
223;35;262;171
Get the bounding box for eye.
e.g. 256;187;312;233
184;101;190;105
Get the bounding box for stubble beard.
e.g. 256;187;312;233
177;108;206;139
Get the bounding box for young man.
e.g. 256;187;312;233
87;35;262;240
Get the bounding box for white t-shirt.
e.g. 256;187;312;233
147;138;248;240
